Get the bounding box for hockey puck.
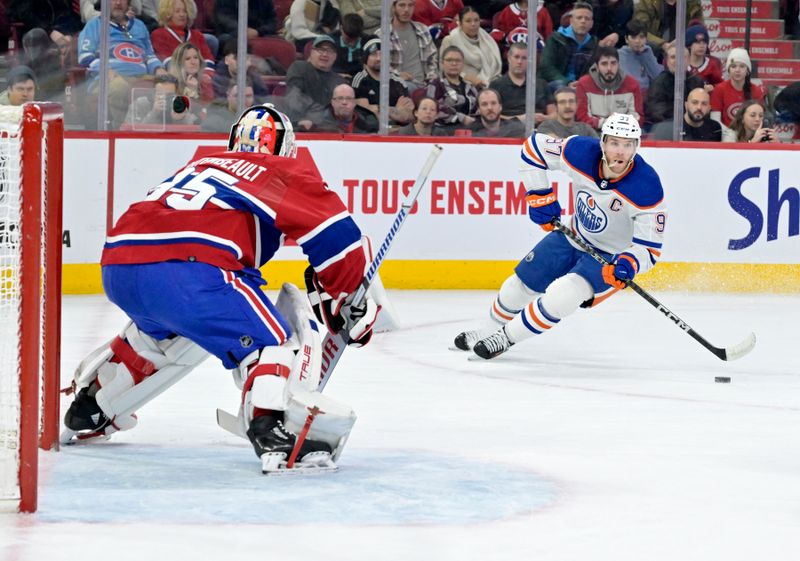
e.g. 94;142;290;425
714;376;731;383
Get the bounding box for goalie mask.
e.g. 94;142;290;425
228;104;297;158
600;112;641;173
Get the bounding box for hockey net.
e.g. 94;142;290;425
0;103;63;513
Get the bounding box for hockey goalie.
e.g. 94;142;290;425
60;104;380;474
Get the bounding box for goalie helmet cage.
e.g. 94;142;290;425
0;103;64;513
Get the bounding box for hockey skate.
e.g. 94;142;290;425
473;327;514;360
452;327;497;351
247;414;337;475
60;383;114;444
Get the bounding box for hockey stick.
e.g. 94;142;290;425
318;144;444;390
550;219;756;361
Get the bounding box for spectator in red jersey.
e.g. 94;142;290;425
575;46;644;130
491;1;554;46
685;24;721;90
710;48;766;129
413;0;464;40
151;0;216;77
440;6;502;88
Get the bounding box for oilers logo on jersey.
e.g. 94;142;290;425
574;191;607;233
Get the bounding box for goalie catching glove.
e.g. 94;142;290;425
304;266;380;347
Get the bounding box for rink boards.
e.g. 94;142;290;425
61;134;800;293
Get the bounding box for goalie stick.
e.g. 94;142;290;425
318;144;444;390
269;145;443;472
551;219;756;361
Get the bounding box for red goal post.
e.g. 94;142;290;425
0;103;63;513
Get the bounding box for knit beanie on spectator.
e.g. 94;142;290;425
6;65;37;86
726;48;752;73
685;24;709;48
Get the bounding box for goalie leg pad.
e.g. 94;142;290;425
284;388;357;462
62;321;209;443
220;284;357;469
236;345;295;422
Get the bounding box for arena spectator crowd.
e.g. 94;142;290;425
0;0;796;143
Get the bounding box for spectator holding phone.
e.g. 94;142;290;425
722;100;778;143
124;74;197;126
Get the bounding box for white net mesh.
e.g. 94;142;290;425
0;106;23;503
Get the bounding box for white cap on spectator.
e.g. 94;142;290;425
726;48;752;73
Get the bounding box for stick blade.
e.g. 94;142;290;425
216;408;246;438
723;332;756;361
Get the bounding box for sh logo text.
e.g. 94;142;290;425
728;167;799;250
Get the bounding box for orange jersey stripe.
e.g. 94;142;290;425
523;138;546;168
493;301;515;322
527;302;552;330
590;287;621;307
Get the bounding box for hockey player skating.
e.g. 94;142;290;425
455;112;667;359
62;104;379;473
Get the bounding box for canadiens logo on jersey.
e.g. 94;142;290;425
575;191;607;233
113;43;144;63
507;26;528;45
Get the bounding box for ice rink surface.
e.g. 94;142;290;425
2;289;798;561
